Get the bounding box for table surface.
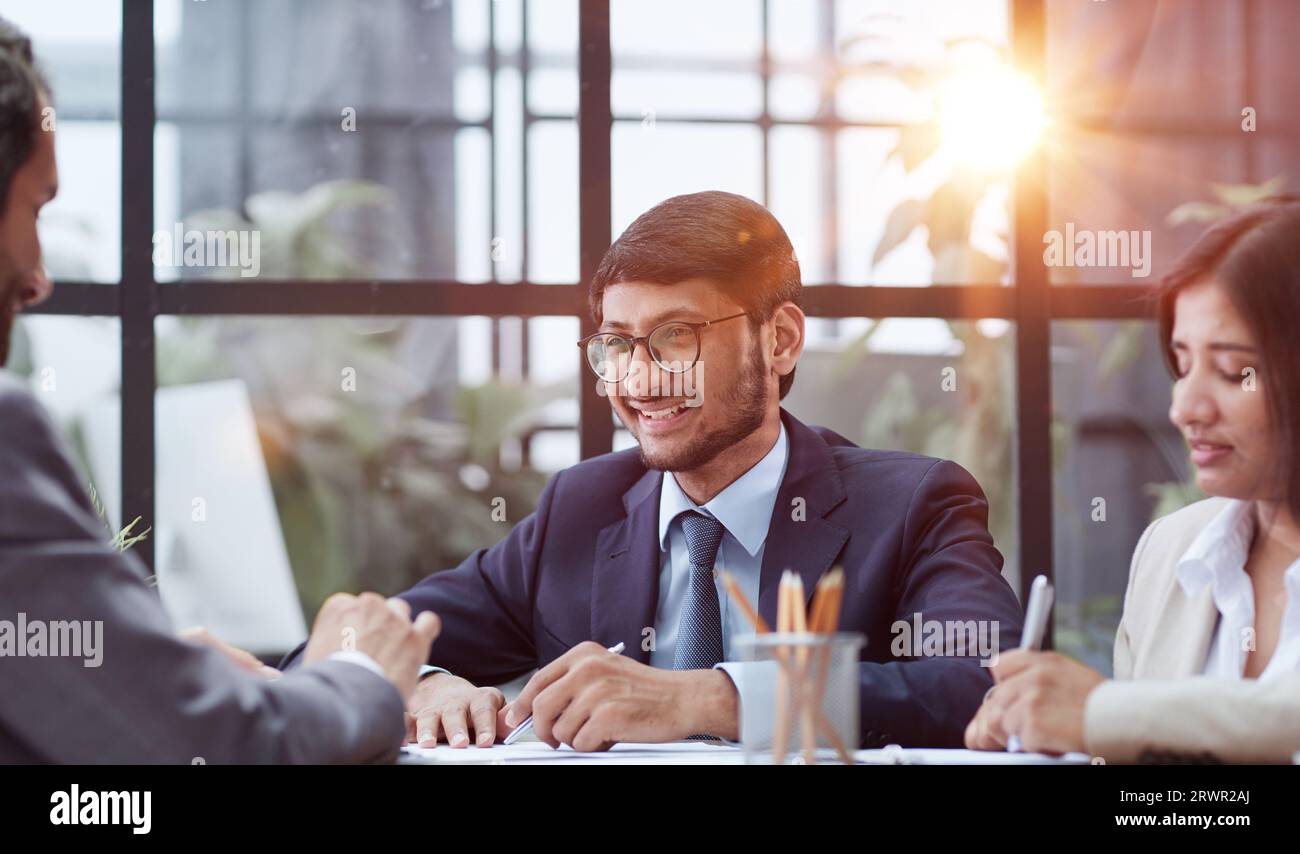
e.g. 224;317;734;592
399;740;1091;765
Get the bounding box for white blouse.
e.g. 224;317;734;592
1175;499;1300;679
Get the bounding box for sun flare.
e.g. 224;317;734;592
937;67;1047;173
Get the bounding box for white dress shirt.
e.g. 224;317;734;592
1176;498;1300;679
651;423;788;721
408;424;790;734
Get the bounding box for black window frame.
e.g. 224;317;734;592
30;0;1212;646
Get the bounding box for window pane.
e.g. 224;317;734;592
9;315;122;534
768;73;825;122
528;122;579;282
527;0;579;117
153;0;577;283
6;0;119;113
834;76;928;126
614;70;764;120
154;315;577;637
609;0;1013;286
1045;0;1300;285
1048;134;1251;285
769;0;823;63
833;0;1010;126
612;0;762;61
785;317;1020;586
1051;321;1195;673
769;125;829;284
836;0;1008;50
833;0;1013;285
528;67;579;116
46;122;121;282
527;0;579;55
1046;0;1244;127
7;1;121;283
612;122;763;236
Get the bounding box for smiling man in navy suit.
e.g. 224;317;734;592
316;190;1023;750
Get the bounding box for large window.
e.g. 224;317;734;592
17;0;1299;663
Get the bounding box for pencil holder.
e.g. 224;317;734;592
734;632;865;765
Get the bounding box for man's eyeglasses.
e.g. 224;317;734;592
577;312;748;383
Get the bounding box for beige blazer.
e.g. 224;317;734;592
1083;497;1300;763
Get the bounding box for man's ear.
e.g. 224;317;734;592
769;301;804;380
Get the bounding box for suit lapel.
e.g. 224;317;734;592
589;469;663;664
589;411;852;657
758;411;850;627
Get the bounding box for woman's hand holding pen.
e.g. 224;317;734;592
965;650;1105;754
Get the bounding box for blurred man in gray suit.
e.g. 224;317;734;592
0;18;439;763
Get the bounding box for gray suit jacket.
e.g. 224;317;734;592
0;372;404;763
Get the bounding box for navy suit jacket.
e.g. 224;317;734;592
368;408;1023;747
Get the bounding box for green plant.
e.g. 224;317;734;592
184;180;399;279
1053;595;1123;673
160;181;559;618
1167;176;1287;227
88;482;152;552
829;21;1020;572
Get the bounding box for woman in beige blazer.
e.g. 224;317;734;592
967;196;1300;762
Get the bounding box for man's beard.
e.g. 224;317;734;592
634;338;770;473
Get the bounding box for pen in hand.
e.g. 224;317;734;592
1006;575;1053;753
501;641;626;746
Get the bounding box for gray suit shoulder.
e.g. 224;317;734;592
0;369;65;454
0;368;44;419
0;369;104;543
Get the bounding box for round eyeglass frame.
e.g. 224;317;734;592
576;311;749;382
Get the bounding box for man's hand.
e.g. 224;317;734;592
502;642;739;751
964;649;1105;754
405;673;508;749
302;593;441;703
178;626;281;680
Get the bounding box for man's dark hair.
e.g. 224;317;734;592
588;191;803;399
1156;194;1300;525
0;17;49;210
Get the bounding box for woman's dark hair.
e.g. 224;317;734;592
1157;194;1300;522
0;17;49;210
589;190;803;399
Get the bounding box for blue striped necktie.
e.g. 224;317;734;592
673;510;726;670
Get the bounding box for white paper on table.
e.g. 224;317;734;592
400;740;746;765
855;748;1091;765
402;742;1091;766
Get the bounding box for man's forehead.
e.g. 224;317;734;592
601;278;729;323
601;306;708;331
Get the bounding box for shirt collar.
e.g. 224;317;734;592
1176;499;1256;611
657;422;789;557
